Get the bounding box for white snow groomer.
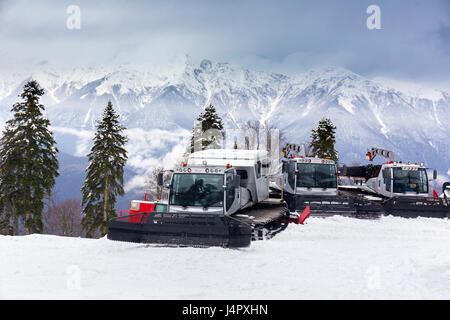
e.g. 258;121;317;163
278;144;383;219
339;147;450;218
107;149;289;248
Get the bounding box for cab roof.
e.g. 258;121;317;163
188;149;269;168
288;157;335;165
188;149;268;161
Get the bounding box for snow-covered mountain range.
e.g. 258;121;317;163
1;58;449;200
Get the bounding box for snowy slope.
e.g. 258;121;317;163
1;58;449;194
1;216;449;299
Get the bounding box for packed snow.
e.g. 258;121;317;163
1;216;449;300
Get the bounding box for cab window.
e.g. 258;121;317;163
288;161;296;189
383;168;392;192
225;173;235;211
255;161;262;179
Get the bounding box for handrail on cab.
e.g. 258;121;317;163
117;211;153;224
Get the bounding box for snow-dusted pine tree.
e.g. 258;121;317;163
81;101;128;237
0;80;59;235
188;104;224;154
310;118;339;162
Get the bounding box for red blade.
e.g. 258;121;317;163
298;205;311;225
433;190;439;199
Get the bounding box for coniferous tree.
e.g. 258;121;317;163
189;104;224;153
81;101;128;237
0;80;59;235
310;118;339;162
0;212;11;235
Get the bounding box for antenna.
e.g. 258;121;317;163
282;143;307;158
366;147;396;162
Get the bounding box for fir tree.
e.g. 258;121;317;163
189;104;224;153
81;101;128;237
310;118;339;162
0;80;59;235
0;212;11;235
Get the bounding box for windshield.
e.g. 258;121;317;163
296;163;337;189
154;204;168;212
393;168;428;194
170;174;224;208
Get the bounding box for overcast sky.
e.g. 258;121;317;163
0;0;449;86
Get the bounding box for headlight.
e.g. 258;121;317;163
130;201;140;211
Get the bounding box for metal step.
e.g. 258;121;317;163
284;193;383;219
383;197;450;218
232;202;290;241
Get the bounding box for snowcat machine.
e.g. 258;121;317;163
107;149;289;248
338;147;450;218
277;144;383;219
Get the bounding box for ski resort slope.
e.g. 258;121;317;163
0;216;449;300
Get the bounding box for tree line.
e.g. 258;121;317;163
0;80;128;237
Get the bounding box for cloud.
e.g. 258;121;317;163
123;127;189;171
51;125;191;192
51;126;94;156
124;175;146;193
123;128;190;192
0;0;449;85
436;24;450;51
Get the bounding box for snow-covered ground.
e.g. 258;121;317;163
1;216;449;300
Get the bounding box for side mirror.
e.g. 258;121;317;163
157;172;164;187
282;161;288;173
433;170;438;180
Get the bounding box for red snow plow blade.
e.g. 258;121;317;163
298;206;311;224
